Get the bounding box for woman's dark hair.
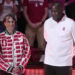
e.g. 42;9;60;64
3;14;16;25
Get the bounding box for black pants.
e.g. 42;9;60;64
0;70;24;75
0;70;11;75
44;64;72;75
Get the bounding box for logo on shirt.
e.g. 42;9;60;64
62;27;65;31
40;2;43;6
18;37;23;42
2;40;7;46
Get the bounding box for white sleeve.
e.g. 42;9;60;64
71;21;75;42
44;21;48;42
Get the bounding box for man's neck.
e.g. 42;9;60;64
55;14;64;22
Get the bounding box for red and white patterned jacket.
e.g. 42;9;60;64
0;31;31;72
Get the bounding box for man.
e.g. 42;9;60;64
0;14;31;75
23;0;48;50
44;2;75;75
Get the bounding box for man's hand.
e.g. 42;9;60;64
12;67;22;75
28;21;36;28
29;21;42;29
35;21;42;28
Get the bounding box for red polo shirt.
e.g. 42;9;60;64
23;0;48;23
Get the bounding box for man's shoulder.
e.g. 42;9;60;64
16;31;26;37
45;17;52;22
65;16;75;23
44;17;53;26
16;31;23;34
0;32;6;39
64;16;75;28
0;32;5;36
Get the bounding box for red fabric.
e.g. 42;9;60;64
0;31;31;71
25;68;44;75
23;0;48;23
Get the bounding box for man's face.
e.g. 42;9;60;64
51;5;63;21
4;17;15;33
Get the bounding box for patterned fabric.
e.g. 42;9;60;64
0;31;31;72
25;68;44;75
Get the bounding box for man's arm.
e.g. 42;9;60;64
35;7;48;29
23;6;36;27
23;6;30;24
71;21;75;42
36;0;48;28
41;7;48;23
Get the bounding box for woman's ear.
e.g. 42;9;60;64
4;22;6;26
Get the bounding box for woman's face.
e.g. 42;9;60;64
4;17;16;34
